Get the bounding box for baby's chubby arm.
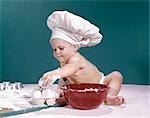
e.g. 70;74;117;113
40;56;81;87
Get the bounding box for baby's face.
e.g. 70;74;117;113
51;38;77;63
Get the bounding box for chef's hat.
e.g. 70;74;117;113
47;10;103;48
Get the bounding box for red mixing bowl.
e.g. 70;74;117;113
61;84;109;110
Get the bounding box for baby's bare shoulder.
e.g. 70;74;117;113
68;52;82;63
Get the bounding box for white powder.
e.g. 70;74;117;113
0;89;32;111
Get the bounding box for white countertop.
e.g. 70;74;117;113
1;84;150;118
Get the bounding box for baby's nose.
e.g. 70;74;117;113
55;49;61;54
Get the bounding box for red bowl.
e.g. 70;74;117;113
61;84;109;110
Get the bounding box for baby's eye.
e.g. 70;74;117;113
59;47;64;50
53;48;57;52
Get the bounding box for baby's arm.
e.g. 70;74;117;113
58;61;80;78
42;57;80;87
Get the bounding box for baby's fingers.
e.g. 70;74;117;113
42;77;48;85
45;79;51;88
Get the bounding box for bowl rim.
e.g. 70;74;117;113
61;83;109;92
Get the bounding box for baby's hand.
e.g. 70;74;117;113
38;71;61;88
38;73;51;88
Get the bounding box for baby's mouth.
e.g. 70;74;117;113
57;55;62;58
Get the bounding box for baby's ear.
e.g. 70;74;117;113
73;45;79;52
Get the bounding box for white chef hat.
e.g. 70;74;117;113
47;10;103;48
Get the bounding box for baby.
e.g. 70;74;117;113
39;11;125;105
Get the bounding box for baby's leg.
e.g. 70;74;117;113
103;71;125;105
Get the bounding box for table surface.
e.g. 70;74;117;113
1;84;150;118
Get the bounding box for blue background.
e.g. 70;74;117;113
0;0;149;84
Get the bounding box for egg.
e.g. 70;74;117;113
42;89;59;99
32;89;42;99
31;88;60;105
31;89;45;105
42;89;59;105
